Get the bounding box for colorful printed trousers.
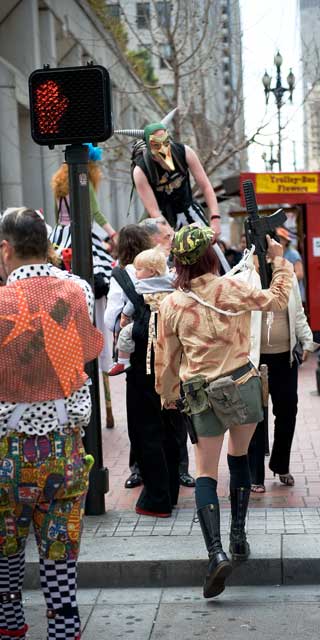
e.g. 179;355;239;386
0;428;92;639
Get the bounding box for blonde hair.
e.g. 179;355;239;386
134;246;167;276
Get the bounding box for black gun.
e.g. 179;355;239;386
243;179;287;288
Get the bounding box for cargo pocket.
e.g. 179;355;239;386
182;376;209;415
237;376;264;425
205;376;248;428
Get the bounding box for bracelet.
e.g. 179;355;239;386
109;231;117;239
210;214;221;220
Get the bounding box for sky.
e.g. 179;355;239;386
240;0;303;172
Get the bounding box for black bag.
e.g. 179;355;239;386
93;273;109;299
112;266;149;342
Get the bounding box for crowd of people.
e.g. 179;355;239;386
0;116;317;637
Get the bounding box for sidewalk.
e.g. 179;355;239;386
24;355;320;589
104;353;320;510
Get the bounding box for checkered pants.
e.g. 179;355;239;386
40;558;81;639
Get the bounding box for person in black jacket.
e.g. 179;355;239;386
105;225;180;516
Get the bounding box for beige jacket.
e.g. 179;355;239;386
155;257;293;404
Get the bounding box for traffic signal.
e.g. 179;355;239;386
29;65;113;146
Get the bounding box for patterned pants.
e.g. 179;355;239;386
0;429;92;639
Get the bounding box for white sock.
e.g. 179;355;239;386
118;358;130;366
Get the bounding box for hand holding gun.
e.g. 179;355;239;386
242;179;287;288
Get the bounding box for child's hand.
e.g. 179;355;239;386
120;313;131;328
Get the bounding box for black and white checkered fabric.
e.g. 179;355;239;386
0;551;26;636
40;558;80;640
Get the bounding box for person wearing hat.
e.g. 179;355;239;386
276;226;305;303
133;123;221;232
115;110;221;237
155;224;293;599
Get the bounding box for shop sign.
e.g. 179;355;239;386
256;173;319;194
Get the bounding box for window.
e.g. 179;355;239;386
156;1;171;29
136;2;150;28
159;43;173;69
105;3;121;19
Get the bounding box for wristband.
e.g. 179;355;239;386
210;214;221;220
109;231;117;239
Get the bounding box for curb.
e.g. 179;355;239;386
23;533;320;589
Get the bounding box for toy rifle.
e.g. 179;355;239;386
243;179;286;288
242;179;287;455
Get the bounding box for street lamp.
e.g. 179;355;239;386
261;140;279;171
262;51;295;171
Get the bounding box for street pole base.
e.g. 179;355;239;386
85;467;109;516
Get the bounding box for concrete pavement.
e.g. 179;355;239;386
104;354;320;510
24;506;320;588
23;586;320;639
23;355;320;590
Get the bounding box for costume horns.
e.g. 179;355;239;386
114;107;178;138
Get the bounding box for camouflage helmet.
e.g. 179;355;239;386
172;225;215;265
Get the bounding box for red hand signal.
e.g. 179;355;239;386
34;80;69;134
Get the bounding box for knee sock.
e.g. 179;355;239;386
195;477;218;510
227;454;251;490
40;558;81;640
0;551;27;639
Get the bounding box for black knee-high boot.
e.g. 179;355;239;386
227;454;251;560
229;487;251;559
197;503;232;598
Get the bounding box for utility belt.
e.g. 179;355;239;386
179;362;256;430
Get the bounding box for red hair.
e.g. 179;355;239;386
173;244;219;291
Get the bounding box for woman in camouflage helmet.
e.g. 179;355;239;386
155;225;293;599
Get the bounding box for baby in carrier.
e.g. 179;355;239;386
108;246;174;375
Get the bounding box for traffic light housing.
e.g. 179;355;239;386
29;65;113;146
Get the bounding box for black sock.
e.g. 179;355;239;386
227;454;251;490
195;476;218;510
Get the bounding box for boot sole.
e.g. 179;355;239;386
203;560;233;598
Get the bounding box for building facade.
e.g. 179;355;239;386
0;0;246;234
0;0;161;227
300;0;320;170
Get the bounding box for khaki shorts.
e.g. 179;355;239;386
191;375;263;437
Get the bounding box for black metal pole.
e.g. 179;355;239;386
65;143;108;515
277;106;282;171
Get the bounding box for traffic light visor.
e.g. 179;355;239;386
29;65;113;145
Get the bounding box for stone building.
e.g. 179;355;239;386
0;0;160;227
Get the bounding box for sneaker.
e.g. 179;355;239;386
108;362;130;376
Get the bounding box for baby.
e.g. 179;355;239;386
108;246;174;375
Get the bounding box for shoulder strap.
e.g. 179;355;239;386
112;266;144;310
171;142;188;176
181;289;244;317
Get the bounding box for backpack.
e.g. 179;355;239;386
112;266;150;342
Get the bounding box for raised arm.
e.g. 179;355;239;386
133;166;163;218
185;145;221;236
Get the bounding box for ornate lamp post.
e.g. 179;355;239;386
262;140;279;171
262;51;295;171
